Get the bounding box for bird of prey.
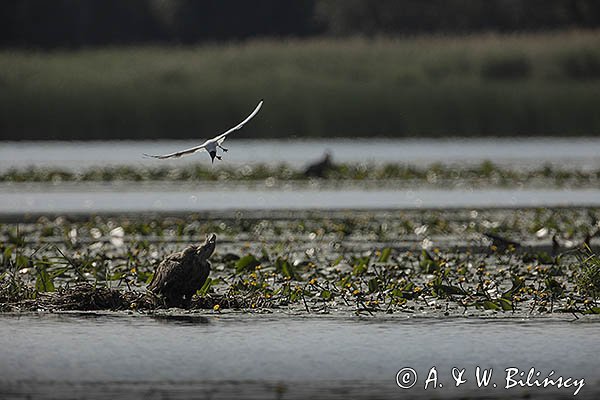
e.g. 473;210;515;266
144;100;263;163
147;234;216;307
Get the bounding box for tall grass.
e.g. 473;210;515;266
1;30;600;139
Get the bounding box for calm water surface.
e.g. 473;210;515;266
2;138;600;170
2;186;600;214
0;314;597;399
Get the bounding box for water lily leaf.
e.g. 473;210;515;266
332;255;344;267
235;254;260;274
274;257;298;280
379;247;391;263
420;249;439;273
320;290;332;300
498;297;513;311
502;276;525;299
436;284;466;296
482;300;500;311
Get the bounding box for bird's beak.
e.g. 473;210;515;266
198;234;217;257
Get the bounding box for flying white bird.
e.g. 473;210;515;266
144;100;263;163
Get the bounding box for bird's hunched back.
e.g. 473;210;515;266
148;234;216;307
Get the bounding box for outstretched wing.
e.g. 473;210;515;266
143;99;263;159
143;140;210;159
214;99;263;145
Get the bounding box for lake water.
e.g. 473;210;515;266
2;185;600;214
2;137;600;170
2;138;599;215
0;314;597;399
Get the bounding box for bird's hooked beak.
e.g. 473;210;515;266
209;151;217;164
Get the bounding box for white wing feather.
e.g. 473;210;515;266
144;100;263;160
214;99;263;144
143;141;210;159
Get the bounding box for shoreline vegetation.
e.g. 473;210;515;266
1;30;600;140
1;208;599;316
1;161;599;188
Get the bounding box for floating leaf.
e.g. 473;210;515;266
420;249;439;273
378;247;391;263
332;255;344;267
235;254;260;274
481;300;500;311
498;297;513;311
502;276;525;299
353;263;367;276
274;257;298;280
435;284;466;296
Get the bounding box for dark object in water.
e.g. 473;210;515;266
304;151;333;178
483;232;521;251
148;234;216;307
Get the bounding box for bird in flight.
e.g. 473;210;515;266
144;100;263;163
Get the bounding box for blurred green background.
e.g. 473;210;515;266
1;0;599;140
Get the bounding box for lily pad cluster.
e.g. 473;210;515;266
2;161;600;188
1;208;599;315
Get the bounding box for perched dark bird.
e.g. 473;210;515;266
148;234;216;307
304;151;333;178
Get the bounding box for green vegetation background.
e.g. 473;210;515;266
1;31;600;140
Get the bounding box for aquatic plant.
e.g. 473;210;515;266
1;161;599;188
0;208;598;315
575;248;600;313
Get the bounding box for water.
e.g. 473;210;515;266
3;138;599;214
2;185;600;214
2;137;600;171
0;314;597;399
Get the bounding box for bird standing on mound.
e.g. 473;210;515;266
148;234;216;307
144;100;263;163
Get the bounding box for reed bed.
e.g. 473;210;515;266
1;31;599;139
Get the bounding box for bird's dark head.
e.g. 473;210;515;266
181;234;216;260
197;233;216;258
183;245;198;257
209;150;217;163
